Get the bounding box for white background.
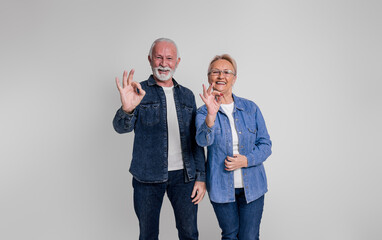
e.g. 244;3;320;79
1;0;381;239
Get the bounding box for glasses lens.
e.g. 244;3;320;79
210;70;220;75
210;69;234;76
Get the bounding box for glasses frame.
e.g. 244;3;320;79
208;69;236;77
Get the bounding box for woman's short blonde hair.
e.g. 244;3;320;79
208;54;237;76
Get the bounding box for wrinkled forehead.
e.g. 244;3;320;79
152;41;177;57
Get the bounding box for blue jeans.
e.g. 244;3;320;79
211;189;264;240
132;170;198;240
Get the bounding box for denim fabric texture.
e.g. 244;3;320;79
133;170;198;240
195;94;272;203
113;75;206;183
211;189;264;240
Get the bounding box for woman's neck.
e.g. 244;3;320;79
220;92;234;104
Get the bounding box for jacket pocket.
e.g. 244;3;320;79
182;104;193;127
246;124;257;148
139;103;160;126
211;127;224;148
247;126;257;134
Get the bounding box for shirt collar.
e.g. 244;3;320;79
233;94;244;111
148;74;179;87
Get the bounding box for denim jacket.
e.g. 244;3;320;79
195;94;271;203
113;75;205;183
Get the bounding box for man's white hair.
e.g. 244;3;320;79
149;38;179;59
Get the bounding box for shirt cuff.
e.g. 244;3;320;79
117;107;135;119
195;171;206;182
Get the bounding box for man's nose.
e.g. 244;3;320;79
160;58;167;66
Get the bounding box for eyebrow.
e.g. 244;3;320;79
154;54;176;58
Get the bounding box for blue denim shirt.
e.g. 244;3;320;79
195;94;272;203
113;75;205;183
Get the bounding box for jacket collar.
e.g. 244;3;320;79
148;74;179;87
232;94;244;111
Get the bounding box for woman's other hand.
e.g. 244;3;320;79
225;154;248;171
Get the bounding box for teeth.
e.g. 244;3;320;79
216;82;226;84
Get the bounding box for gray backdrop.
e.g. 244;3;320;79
1;0;381;239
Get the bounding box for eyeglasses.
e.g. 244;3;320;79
208;69;236;76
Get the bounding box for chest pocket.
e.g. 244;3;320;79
181;105;193;127
139;103;160;126
246;123;257;148
242;113;258;146
212;127;226;150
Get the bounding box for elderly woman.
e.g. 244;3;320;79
195;54;272;240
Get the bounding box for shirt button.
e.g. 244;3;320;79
239;131;242;134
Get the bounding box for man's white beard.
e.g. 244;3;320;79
152;66;176;81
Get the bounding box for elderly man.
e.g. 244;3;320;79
113;38;206;240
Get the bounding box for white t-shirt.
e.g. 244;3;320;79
220;102;243;188
162;86;183;171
